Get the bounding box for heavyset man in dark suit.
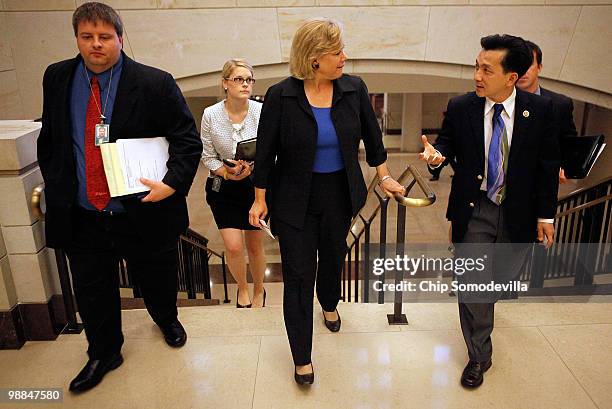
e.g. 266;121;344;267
420;34;560;389
518;40;578;183
37;2;202;392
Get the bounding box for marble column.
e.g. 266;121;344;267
400;93;423;153
0;120;62;349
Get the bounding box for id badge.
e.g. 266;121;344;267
95;123;110;146
211;176;222;192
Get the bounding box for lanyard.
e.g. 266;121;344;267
82;64;113;124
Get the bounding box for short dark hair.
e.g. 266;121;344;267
72;2;123;37
480;34;532;80
525;40;543;66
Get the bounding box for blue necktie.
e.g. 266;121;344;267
487;104;507;204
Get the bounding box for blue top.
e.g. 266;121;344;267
70;54;125;212
311;106;345;173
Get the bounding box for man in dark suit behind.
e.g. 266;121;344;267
419;34;560;389
518;40;578;183
37;2;202;392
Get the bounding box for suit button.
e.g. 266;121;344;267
477;175;483;180
469;202;475;208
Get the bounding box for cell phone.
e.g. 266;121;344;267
223;159;236;168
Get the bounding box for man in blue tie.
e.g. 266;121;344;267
419;34;560;389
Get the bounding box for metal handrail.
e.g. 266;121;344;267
555;194;612;218
559;175;612;201
393;164;436;208
30;183;82;334
31;183;45;220
350;165;436;236
343;164;436;318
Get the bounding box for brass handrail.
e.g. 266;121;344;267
392;164;436;208
31;183;45;220
349;164;436;237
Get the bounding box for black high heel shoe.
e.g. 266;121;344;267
322;308;341;332
294;363;314;385
263;289;267;307
236;288;251;309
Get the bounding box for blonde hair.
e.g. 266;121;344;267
221;58;254;95
289;18;344;80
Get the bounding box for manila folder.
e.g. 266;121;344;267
100;137;170;198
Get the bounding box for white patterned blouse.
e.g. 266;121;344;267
200;99;262;177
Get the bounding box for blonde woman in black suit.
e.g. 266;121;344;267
250;19;404;384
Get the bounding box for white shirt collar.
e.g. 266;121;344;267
485;86;516;118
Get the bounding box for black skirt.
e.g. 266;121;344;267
205;176;258;230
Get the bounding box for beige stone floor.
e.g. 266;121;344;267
1;297;612;409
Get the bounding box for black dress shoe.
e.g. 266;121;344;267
322;308;341;332
236;288;252;308
460;359;492;389
69;353;123;393
159;319;187;347
294;364;314;385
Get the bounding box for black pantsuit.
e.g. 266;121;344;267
275;171;352;365
254;75;387;366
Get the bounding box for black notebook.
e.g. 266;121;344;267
235;138;256;161
560;135;606;179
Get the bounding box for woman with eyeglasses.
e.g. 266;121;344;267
201;58;266;308
249;19;404;384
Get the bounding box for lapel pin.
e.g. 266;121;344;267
523;110;530;118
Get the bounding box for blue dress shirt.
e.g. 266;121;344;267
70;54;124;212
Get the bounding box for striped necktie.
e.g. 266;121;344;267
486;103;509;205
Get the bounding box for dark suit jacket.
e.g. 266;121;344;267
253;75;387;230
37;52;202;248
540;87;577;140
435;89;560;243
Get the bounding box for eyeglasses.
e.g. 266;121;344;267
225;76;256;85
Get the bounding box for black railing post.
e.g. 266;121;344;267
353;231;361;303
54;249;83;334
362;215;371;303
221;253;230;303
377;191;390;305
202;247;212;300
388;202;408;325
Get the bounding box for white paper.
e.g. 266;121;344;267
259;219;276;240
116;137;169;195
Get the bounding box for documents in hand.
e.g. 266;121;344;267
560;135;606;179
100;137;169;197
259;219;276;240
235;138;257;161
